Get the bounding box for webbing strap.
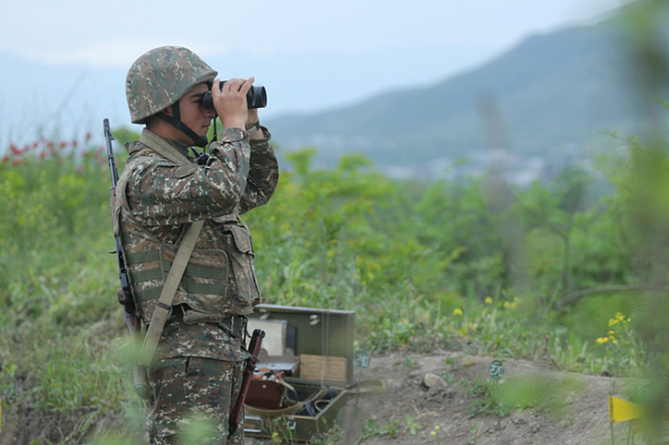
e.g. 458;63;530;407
126;249;226;284
132;266;225;286
135;131;211;366
134;279;223;301
139;219;205;368
125;249;161;264
139;128;191;164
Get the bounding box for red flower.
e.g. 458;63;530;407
59;141;68;149
9;143;22;155
2;155;10;163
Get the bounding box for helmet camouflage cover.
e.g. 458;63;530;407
126;46;218;124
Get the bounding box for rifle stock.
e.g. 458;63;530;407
229;328;265;437
104;118;150;399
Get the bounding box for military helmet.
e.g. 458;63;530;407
126;46;218;124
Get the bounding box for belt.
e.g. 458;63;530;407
171;305;247;338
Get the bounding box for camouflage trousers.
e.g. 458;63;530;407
147;356;245;445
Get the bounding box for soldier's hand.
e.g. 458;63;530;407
246;109;259;129
213;78;253;130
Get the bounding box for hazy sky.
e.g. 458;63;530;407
3;0;626;68
0;0;631;142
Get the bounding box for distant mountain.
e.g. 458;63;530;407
266;13;665;177
2;7;666;182
0;53;130;144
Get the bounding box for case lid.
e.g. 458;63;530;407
247;304;356;385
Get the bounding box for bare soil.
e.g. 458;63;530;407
248;350;634;445
0;350;635;445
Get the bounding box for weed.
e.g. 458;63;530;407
461;373;508;419
309;425;343;445
359;418;399;441
403;356;419;373
441;370;456;385
430;425;441;444
266;416;297;444
596;312;644;376
405;416;423;435
468;422;481;444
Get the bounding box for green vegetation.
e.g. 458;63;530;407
1;115;668;443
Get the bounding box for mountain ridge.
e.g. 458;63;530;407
265;14;660;177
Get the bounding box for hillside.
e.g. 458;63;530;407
265;15;656;177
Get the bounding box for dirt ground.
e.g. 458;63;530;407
0;349;649;444
247;350;641;445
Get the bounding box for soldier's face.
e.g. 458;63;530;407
178;83;217;140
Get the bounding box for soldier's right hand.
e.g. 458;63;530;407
213;78;253;131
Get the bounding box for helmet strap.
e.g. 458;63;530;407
157;103;209;148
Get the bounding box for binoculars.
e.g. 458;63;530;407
202;82;267;110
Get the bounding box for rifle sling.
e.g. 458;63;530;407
139;128;192;164
140;220;204;368
138;128;205;368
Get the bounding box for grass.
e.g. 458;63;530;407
1;129;669;443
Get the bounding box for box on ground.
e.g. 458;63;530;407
243;304;356;442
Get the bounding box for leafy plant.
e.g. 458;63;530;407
405;416;422;436
359;418;399;441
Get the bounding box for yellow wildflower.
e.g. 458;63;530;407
485;297;493;305
608;312;630;327
503;297;521;309
596;337;609;344
453;308;463;316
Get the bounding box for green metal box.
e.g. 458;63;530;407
243;304;356;442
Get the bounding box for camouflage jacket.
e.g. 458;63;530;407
114;126;278;360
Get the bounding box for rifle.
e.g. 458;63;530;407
229;328;265;438
104;118;150;399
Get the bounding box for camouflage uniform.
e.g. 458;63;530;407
116;46;279;445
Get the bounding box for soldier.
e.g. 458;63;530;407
115;46;279;444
